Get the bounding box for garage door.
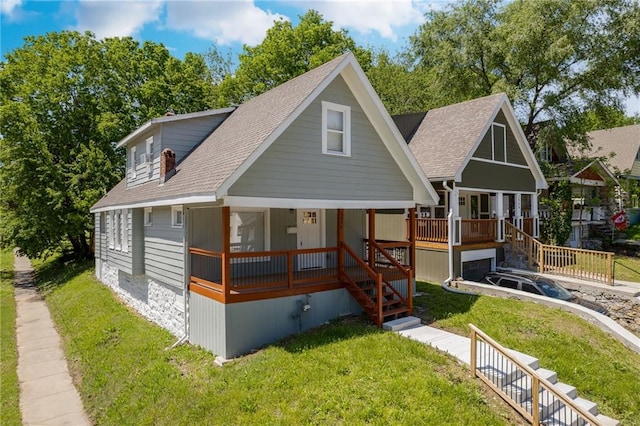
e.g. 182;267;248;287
462;258;493;282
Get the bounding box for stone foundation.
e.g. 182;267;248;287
99;262;185;336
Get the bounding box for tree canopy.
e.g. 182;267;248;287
215;10;372;106
0;31;216;258
406;0;640;144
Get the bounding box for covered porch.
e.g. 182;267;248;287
187;206;417;326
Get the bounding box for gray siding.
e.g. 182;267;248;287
189;207;223;252
270;209;297;251
415;248;449;283
461;159;536;192
190;289;362;358
131;209;145;275
144;206;184;288
161;115;228;163
228;76;413;201
631;159;640;178
472;110;527;166
95;213;107;261
106;209;133;274
127;128;160;188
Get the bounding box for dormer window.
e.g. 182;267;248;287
322;101;351;156
146;136;154;173
491;123;506;162
130;146;137;178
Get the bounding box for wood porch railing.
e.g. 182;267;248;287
409;218;498;244
505;222;614;285
470;324;603;425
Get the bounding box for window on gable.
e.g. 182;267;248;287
322;101;351;156
172;205;183;228
491;123;506;162
146;136;154;173
130;146;137;179
144;207;152;227
538;144;552;162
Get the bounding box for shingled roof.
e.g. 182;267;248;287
582;124;640;174
92;53;437;212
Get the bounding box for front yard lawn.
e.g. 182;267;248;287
0;249;21;426
614;255;640;282
413;281;640;425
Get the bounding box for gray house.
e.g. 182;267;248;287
388;94;548;282
90;53;438;359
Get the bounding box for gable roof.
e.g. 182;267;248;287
547;159;619;187
579;124;640;174
395;93;547;189
92;53;437;212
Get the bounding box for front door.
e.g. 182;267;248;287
470;194;491;219
297;209;324;270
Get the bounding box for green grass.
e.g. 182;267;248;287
614;256;640;282
414;281;640;425
0;249;21;426
623;222;640;240
35;257;521;425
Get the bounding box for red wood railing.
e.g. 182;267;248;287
410;218;497;244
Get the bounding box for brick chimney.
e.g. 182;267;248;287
160;148;176;184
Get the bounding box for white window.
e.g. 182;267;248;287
538;144;552;162
229;208;270;254
491;123;507;162
146;136;154;172
322;101;351;156
144;207;152;226
114;210;121;250
131;146;137;179
107;212;114;249
172;205;184;228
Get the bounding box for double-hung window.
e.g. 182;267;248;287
172;205;183;228
131;146;137;179
322;101;351;156
229;208;270;257
145;137;154;173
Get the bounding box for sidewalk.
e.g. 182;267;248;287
14;252;90;425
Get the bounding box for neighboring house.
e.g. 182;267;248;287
90;53;438;359
544;159;620;248
386;93;547;282
582;124;640;182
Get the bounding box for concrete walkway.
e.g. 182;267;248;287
14;253;90;426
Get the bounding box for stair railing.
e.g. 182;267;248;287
369;240;412;314
470;324;602;426
505;222;541;270
340;242;384;326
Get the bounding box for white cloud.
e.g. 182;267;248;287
625;94;640;117
73;0;163;39
1;0;24;20
165;1;287;46
302;0;427;41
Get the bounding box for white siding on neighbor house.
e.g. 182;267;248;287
228;75;413;201
161;115;228;163
144;206;185;289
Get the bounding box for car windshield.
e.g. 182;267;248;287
535;280;573;300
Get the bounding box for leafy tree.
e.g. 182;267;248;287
0;31;216;259
216;10;372;106
540;180;573;246
409;0;640;144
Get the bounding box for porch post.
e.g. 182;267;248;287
222;206;231;302
514;193;523;231
531;192;540;238
495;192;505;242
337;209;344;278
368;209;376;269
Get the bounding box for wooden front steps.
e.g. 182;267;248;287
344;278;409;326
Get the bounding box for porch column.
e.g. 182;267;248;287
368;209;376;269
222;206;231;302
337;209;344;277
531;193;540;238
495;192;505;242
514;193;523;231
409;207;416;271
451;188;461;245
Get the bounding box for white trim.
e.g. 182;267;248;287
116;108;235;148
223;196;417;209
454;185;537;195
467;157;532;169
321;101;351;156
144;207;152;227
461;248;496;263
171;205;184;228
91;194;218;213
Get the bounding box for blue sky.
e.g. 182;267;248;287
1;0;639;114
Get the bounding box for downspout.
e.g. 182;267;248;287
441;182;478;296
